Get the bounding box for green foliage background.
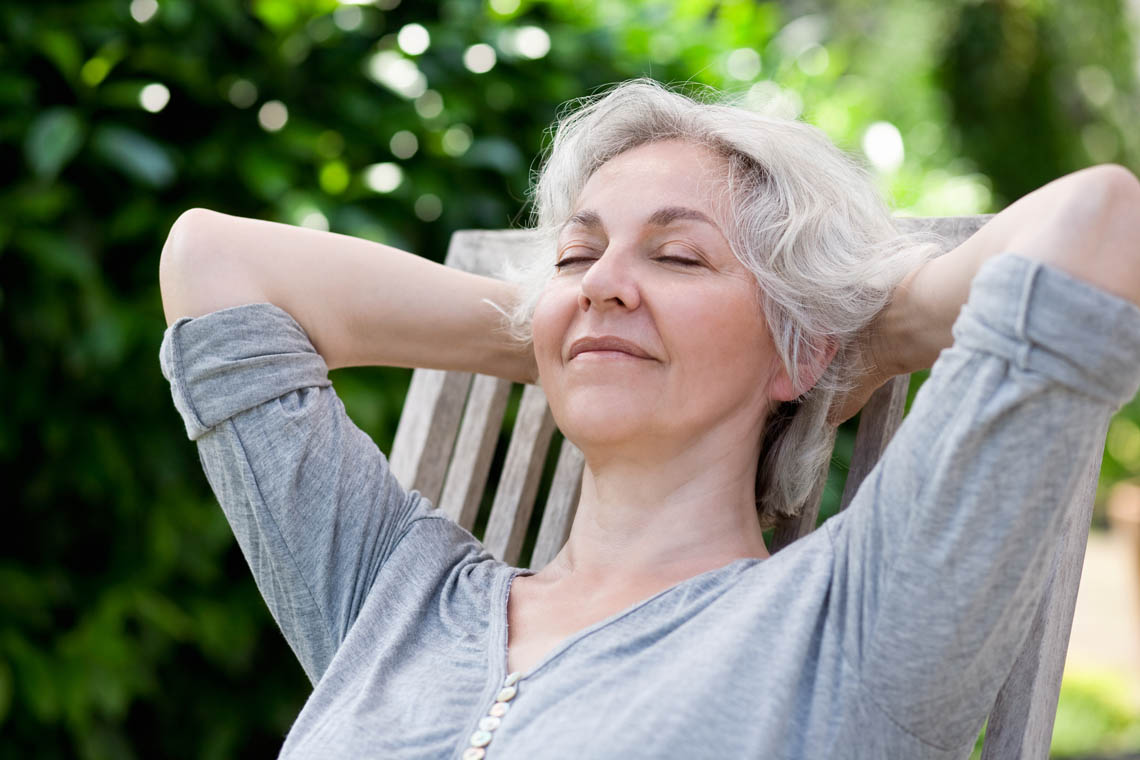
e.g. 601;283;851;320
4;0;1140;757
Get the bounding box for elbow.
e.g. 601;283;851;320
161;208;218;274
1091;162;1140;196
158;208;227;327
1073;164;1140;305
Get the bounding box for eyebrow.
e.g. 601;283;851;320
560;206;719;234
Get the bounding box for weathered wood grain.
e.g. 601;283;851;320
438;373;512;530
530;438;586;570
482;384;558;566
388;368;472;505
769;426;837;553
839;374;910;511
980;444;1103;759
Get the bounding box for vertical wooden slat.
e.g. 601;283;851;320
769;426;837;553
981;453;1102;759
530;439;586;569
438;374;513;530
838;374;910;511
388;369;472;505
482;384;558;564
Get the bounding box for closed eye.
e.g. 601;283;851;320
553;247;705;269
656;255;702;266
554;255;596;270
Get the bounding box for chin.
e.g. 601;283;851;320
550;390;658;448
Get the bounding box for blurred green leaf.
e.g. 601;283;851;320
238;149;295;200
90;125;176;188
459;136;525;174
0;72;35;108
24;108;85;179
34;29;82;82
14;229;93;282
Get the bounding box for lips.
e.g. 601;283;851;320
568;336;655;361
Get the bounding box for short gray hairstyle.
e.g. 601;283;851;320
496;77;943;528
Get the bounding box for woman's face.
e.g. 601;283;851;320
532;139;794;458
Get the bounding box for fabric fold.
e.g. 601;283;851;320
159;302;331;440
954;253;1140;408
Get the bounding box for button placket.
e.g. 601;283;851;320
462;671;523;758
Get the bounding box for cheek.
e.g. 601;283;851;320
671;291;779;391
531;288;571;377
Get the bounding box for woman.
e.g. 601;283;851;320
159;78;1140;759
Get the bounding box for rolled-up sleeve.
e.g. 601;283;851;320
827;253;1140;752
159;302;441;684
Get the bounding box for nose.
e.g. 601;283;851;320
577;245;641;312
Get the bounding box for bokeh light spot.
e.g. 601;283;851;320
464;43;497;74
319;161;350;194
300;210;329;231
490;0;520;14
415;90;444;119
1076;65;1115;108
744;82;802;119
398;23;430;55
364;162;403;193
228;79;258;108
725;48;761;80
515;26;551;59
442;124;473;157
139;83;171;113
333;5;364;31
390;130;418;159
863;121;904;173
280;34;311;65
797;44;830;77
130;0;158;23
414;193;442;221
258;100;289;132
367;50;427;99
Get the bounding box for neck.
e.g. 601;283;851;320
532;430;770;595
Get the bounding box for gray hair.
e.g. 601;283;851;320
495;77;944;528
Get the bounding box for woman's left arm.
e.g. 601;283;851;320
825;163;1140;753
832;163;1140;423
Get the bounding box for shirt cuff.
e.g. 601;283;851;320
952;252;1140;409
159;302;331;440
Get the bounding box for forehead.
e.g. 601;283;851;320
562;205;719;234
562;140;730;236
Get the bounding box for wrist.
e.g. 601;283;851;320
870;260;945;377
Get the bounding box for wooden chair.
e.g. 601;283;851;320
388;218;1097;759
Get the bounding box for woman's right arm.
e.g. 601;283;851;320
159;208;537;381
157;209;537;683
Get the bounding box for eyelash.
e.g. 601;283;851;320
554;253;702;269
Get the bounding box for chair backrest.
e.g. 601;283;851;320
388;218;1097;760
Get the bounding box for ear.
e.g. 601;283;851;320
768;336;839;403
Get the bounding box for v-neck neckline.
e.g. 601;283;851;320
495;557;763;684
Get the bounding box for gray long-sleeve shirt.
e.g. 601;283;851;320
159;253;1140;759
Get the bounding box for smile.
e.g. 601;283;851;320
571;349;650;361
568;335;655;361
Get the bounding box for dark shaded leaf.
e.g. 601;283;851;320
24;108;85;179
